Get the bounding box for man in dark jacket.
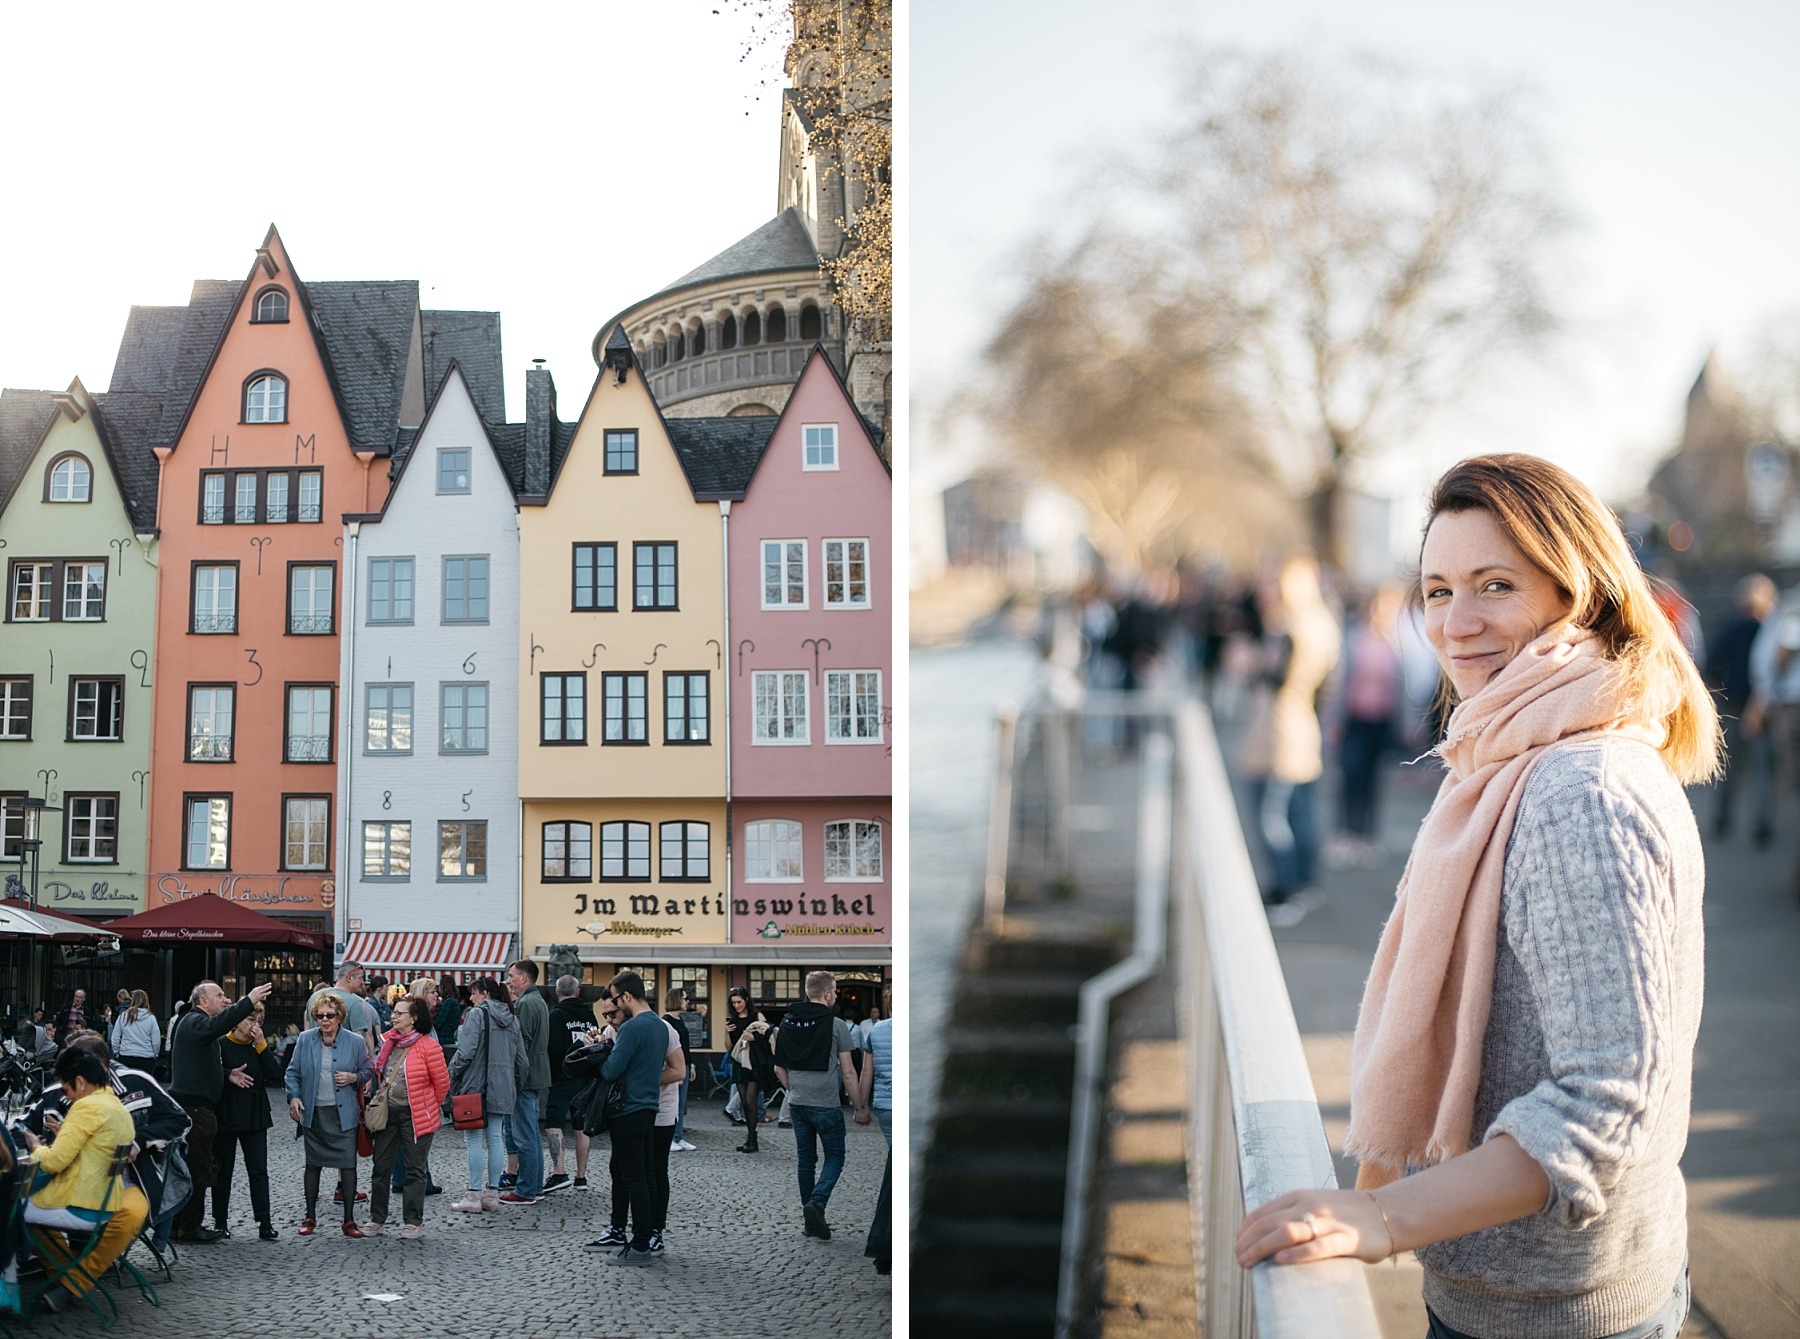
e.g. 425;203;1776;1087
545;975;596;1193
775;971;864;1241
168;979;271;1242
597;971;667;1265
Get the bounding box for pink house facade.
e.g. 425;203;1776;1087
727;350;891;950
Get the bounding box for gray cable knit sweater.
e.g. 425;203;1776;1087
1416;738;1702;1338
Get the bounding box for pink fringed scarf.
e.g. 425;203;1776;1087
1345;625;1662;1188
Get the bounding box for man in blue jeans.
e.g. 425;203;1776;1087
500;959;549;1204
774;971;867;1240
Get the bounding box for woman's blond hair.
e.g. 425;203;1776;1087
1420;453;1721;783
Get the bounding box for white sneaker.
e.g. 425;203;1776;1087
449;1193;484;1213
674;1139;696;1152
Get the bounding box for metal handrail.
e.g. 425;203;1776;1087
1175;700;1381;1338
1055;729;1174;1338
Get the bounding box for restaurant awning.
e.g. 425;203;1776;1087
0;901;120;943
103;893;328;953
342;931;514;975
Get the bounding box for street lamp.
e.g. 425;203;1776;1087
20;797;63;1014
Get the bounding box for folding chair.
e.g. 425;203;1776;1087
704;1053;733;1101
21;1142;135;1329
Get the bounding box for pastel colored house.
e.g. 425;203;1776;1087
0;381;159;919
335;354;529;981
726;348;892;998
517;330;733;1026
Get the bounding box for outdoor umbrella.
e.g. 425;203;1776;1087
0;903;119;943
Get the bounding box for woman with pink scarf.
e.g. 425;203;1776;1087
1237;456;1717;1339
365;996;450;1239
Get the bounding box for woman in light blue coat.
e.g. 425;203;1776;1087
284;994;375;1237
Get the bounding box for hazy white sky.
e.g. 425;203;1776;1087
0;2;786;422
911;0;1800;512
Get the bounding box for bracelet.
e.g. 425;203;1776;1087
1365;1191;1397;1262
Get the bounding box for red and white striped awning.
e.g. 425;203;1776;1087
342;932;514;975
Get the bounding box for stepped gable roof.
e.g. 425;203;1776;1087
307;280;421;452
665;416;778;501
422;310;505;426
655;207;819;299
0;388;58;512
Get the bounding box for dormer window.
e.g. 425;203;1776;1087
46;453;92;503
252;287;290;323
244;372;288;424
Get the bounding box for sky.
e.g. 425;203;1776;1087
0;2;789;422
911;0;1800;531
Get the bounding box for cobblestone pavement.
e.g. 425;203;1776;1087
22;1094;892;1338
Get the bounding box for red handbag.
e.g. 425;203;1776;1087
451;1092;485;1130
355;1088;375;1157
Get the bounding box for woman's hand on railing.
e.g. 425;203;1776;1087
1235;1188;1395;1268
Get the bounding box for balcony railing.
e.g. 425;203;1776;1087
286;735;330;762
188;735;233;761
192;612;236;634
288;614;333;635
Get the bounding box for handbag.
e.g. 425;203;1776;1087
355;1088;375;1157
450;1008;491;1130
730;1030;754;1068
364;1066;394;1132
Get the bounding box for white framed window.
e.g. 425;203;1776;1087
439;820;487;880
743;819;803;881
441;682;489;753
285;685;333;763
761;540;807;608
187;685;235;761
802;423;838;470
751;671;809;744
185;796;231;870
283;796;330;871
543;821;593;881
244;373;287;423
366;683;414;754
297;470;322;522
254;288;289;322
659;821;710;881
599;820;651;881
64;794;119;864
823;538;871;608
201;474;227;524
9;563;51;621
47;455;91;502
1;794;24;861
826;670;883;743
69;678;124;741
192;564;237;634
368;557;415;624
61;562;105;621
266;472;290;522
825;819;884;881
363;820;411;879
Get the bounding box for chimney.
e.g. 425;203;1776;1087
525;359;554;496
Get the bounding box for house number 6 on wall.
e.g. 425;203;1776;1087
463;652;477;675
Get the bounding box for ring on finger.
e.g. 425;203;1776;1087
1301;1210;1317;1242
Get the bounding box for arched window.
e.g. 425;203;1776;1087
252;287;289;323
243;372;288;424
689;323;707;356
46;453;93;502
743;310;763;346
673;331;686;362
720;313;738;350
767;305;788;342
799;304;822;341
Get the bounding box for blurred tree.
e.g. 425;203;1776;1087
976;236;1296;574
987;49;1570;567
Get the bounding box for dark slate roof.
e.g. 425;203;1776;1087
91;390;166;530
307;281;421;452
488;420;577;496
422;310;504;425
159;281;240;441
107;306;188;394
666;416;779;500
0;388;58;511
654;208;820;299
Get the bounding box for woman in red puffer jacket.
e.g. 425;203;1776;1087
366;996;450;1239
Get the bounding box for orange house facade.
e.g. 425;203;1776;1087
146;231;393;922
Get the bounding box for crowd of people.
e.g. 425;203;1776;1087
2;961;891;1317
